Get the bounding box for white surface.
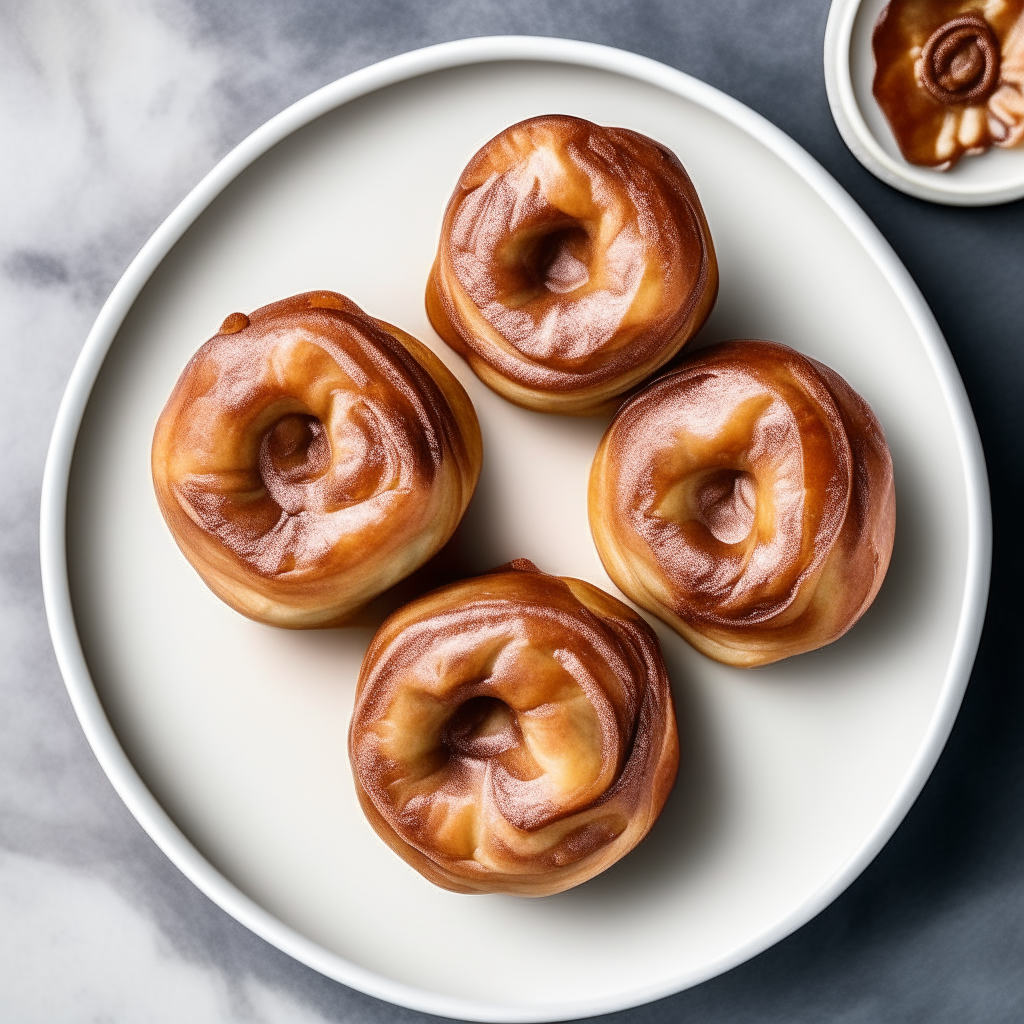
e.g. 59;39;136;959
0;848;334;1024
41;37;990;1023
824;0;1024;205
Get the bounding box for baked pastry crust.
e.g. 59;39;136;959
348;559;679;896
589;341;896;667
151;290;482;628
426;115;718;415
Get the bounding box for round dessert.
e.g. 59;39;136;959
152;290;482;628
348;559;679;896
426;115;718;415
589;341;896;668
872;0;1024;169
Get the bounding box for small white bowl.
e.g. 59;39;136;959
825;0;1024;205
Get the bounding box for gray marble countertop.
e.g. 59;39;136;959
3;1;1022;1021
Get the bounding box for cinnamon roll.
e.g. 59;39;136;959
589;342;896;668
348;559;679;896
873;0;1024;168
151;291;482;628
426;115;718;415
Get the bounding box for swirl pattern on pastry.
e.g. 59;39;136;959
152;290;482;628
589;341;896;667
348;559;679;896
426;115;719;415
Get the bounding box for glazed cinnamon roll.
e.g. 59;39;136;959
348;559;679;896
426;115;718;415
873;0;1024;168
151;291;482;628
589;342;896;668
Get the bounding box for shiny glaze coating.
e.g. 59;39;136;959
873;0;1024;168
589;342;896;668
152;291;482;628
348;560;679;896
426;115;718;415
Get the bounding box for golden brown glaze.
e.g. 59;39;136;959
589;342;896;668
873;0;1024;168
152;291;482;628
426;115;719;415
348;560;679;896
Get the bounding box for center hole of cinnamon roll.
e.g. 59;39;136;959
523;225;591;295
443;696;518;759
260;413;330;485
693;468;757;545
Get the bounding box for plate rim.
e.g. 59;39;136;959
824;0;1024;206
40;34;992;1022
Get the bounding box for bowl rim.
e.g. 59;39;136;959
40;34;992;1022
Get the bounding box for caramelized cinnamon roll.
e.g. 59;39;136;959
348;559;679;896
426;115;718;415
151;291;482;628
589;342;896;667
872;0;1024;168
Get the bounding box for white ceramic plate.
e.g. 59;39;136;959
825;0;1024;205
41;37;990;1023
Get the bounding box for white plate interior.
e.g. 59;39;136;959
827;0;1024;204
62;55;980;1019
